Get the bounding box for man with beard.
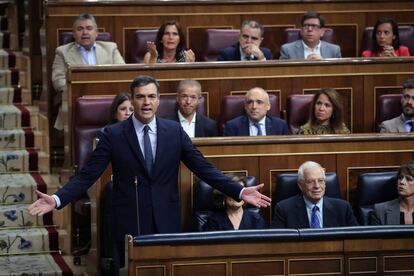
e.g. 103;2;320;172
172;79;217;137
380;79;414;132
279;11;342;60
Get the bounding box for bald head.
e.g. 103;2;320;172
244;87;271;122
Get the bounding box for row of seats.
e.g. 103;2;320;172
60;25;414;62
194;171;398;230
73;93;401;171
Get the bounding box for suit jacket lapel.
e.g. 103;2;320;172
241;116;251;136
123;117;147;171
66;44;84;64
152;117;167;177
295;196;310;227
95;42;106;64
265;116;273;135
385;199;401;224
194;113;203;137
295;41;305;59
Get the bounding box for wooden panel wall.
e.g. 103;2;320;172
43;0;414;115
126;233;414;276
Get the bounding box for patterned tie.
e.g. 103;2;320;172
311;205;321;228
254;122;262;136
143;125;153;175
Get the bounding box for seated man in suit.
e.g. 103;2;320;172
224;87;288;136
171;79;218;137
217;20;273;61
280;11;342;60
52;13;125;130
379;78;414;133
271;161;358;228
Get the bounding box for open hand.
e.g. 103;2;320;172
241;183;271;208
27;190;56;216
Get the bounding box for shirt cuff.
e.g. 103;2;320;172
52;194;61;208
238;187;246;200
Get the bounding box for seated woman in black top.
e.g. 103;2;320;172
96;92;134;140
370;161;414;225
203;175;266;231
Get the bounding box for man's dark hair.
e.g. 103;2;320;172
73;13;98;29
402;79;414;90
301;11;325;28
240;20;265;37
130;75;160;97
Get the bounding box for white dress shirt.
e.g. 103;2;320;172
248;117;267;136
303;196;324;227
303;40;322;59
178;111;196;138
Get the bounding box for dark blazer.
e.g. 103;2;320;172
369;198;401;225
217;42;273;61
55;116;242;241
203;210;266;231
224;115;289;136
271;195;358;228
171;111;218;137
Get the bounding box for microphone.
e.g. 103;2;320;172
134;176;140;236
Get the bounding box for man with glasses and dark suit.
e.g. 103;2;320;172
280;11;342;60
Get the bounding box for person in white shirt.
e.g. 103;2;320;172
279;11;342;60
171;79;217;137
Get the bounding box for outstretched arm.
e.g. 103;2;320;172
241;183;271;208
28;190;56;216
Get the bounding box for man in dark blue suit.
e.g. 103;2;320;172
171;79;218;137
224;87;289;136
29;75;271;269
271;161;358;228
217;20;273;61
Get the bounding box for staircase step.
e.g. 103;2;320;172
0;227;54;254
0;253;73;275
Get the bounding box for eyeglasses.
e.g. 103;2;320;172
303;178;326;185
302;24;321;30
179;95;199;102
398;174;414;182
241;34;260;41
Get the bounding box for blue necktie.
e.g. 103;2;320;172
254;122;262;136
408;121;414;132
311;205;321;228
143;125;153;175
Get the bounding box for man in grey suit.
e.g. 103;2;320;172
271;161;358;228
172;79;218;137
279;11;342;60
52;13;125;130
379;79;414;133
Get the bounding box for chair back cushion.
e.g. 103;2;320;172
357;171;399;225
286;94;314;134
376;94;402;130
156;95;206;118
361;25;414;55
275;172;341;203
284;28;336;44
127;29;158;63
193;176;258;231
202;29;240;61
59;31;112;46
218;94;279;134
74;96;114;171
